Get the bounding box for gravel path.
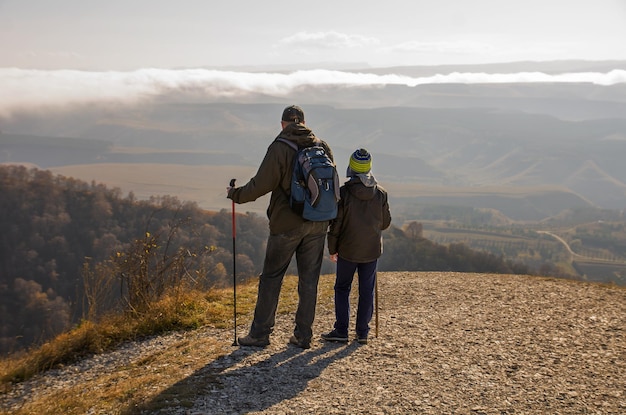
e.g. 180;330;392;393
2;271;625;414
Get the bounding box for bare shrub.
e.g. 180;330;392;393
82;216;215;320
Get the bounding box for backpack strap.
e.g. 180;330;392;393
275;138;299;201
276;137;322;151
276;137;298;151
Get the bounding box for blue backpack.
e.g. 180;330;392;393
278;138;340;221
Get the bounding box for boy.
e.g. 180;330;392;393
322;148;391;344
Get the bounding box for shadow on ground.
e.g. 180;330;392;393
128;340;358;414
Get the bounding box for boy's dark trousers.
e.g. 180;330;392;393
333;257;377;339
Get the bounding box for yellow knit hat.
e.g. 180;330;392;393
349;148;372;174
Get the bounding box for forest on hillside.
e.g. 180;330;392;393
1;165;538;354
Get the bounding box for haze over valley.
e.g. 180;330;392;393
2;61;626;222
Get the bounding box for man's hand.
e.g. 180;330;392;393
330;253;338;263
226;186;236;199
227;178;236;199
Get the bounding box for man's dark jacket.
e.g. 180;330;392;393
228;122;334;234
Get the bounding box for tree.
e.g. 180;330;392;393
403;221;423;240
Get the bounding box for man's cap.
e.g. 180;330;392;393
349;148;372;174
282;105;305;123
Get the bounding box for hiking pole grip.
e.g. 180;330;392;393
230;178;237;346
229;179;237;237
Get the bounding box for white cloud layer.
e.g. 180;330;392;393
2;67;626;116
277;31;380;50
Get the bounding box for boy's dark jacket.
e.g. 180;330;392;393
327;177;391;263
228;122;333;234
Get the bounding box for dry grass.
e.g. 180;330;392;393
0;281;256;385
0;274;337;415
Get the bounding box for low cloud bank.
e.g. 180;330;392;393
2;67;625;116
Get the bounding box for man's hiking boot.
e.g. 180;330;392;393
356;337;368;345
237;334;269;347
289;335;311;349
321;330;349;343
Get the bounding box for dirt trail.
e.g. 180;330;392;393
150;272;626;414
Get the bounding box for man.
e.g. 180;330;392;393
322;148;391;345
227;105;334;349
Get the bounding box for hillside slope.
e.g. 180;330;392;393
1;272;624;414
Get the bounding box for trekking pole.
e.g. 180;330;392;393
230;178;238;346
375;274;379;338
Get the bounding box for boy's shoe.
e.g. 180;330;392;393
237;334;270;347
356;337;368;345
289;335;311;349
321;330;349;343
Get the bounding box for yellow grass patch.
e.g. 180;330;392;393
1;274;338;415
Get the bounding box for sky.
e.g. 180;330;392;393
1;0;626;116
2;0;626;70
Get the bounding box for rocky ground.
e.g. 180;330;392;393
2;271;625;414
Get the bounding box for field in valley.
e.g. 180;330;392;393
50;163;270;215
